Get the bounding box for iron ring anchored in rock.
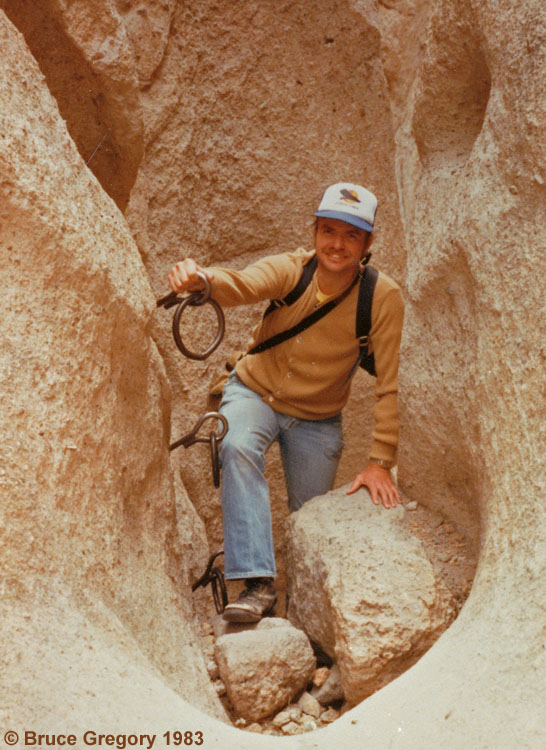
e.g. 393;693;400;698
170;412;229;488
156;271;225;360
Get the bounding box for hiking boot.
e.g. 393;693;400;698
223;578;277;623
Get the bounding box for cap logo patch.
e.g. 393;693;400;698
340;188;361;204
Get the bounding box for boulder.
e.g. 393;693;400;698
214;618;315;722
286;486;457;704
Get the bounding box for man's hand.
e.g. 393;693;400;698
168;258;214;294
346;462;401;510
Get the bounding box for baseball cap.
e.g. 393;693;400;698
314;182;377;232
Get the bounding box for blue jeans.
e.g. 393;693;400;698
219;374;344;580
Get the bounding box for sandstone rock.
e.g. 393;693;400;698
212;613;290;639
300;719;318;733
246;724;263;734
2;0;546;747
0;8;224;724
272;706;302;728
0;0;144;210
206;659;219;681
312;666;330;687
280;722;300;736
286;486;457;704
214;618;315;722
320;707;341;724
297;691;321;719
310;663;344;707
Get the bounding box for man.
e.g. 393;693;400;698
168;183;404;623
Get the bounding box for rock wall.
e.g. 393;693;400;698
0;10;223;723
1;0;545;747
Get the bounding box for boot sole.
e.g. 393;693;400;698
222;600;277;624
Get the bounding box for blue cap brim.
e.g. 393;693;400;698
314;210;373;232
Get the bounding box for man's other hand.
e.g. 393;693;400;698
346;462;401;510
168;258;214;294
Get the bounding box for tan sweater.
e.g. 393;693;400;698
208;247;404;464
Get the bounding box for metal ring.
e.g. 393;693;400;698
169;412;228;452
172;295;225;360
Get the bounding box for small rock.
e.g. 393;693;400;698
206;659;219;680
234;718;247;727
300;719;317;732
214;679;226;696
246;723;262;733
311;663;344;705
405;500;418;511
281;721;300;735
272;705;302;726
320;707;340;723
313;666;330;687
298;691;321;718
272;711;292;728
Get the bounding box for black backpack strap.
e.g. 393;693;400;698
356;265;378;376
248;268;359;356
262;255;318;318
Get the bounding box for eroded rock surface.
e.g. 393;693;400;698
1;0;545;747
0;10;223;724
286;486;457;704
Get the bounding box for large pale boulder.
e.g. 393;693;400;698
286;486;457;704
0;10;223;723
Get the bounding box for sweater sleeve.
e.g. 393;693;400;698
207;248;313;308
368;284;405;465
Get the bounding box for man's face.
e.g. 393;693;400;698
314;217;370;277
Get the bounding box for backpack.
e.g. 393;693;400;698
247;254;378;376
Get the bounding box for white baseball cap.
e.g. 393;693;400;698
314;182;377;232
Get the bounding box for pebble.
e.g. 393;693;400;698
405;500;418;511
313;666;330;687
246;723;262;733
320;707;340;723
214;679;226;696
206;659;219;680
300;719;317;732
272;705;302;727
281;721;300;735
298;691;321;718
272;711;292;728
